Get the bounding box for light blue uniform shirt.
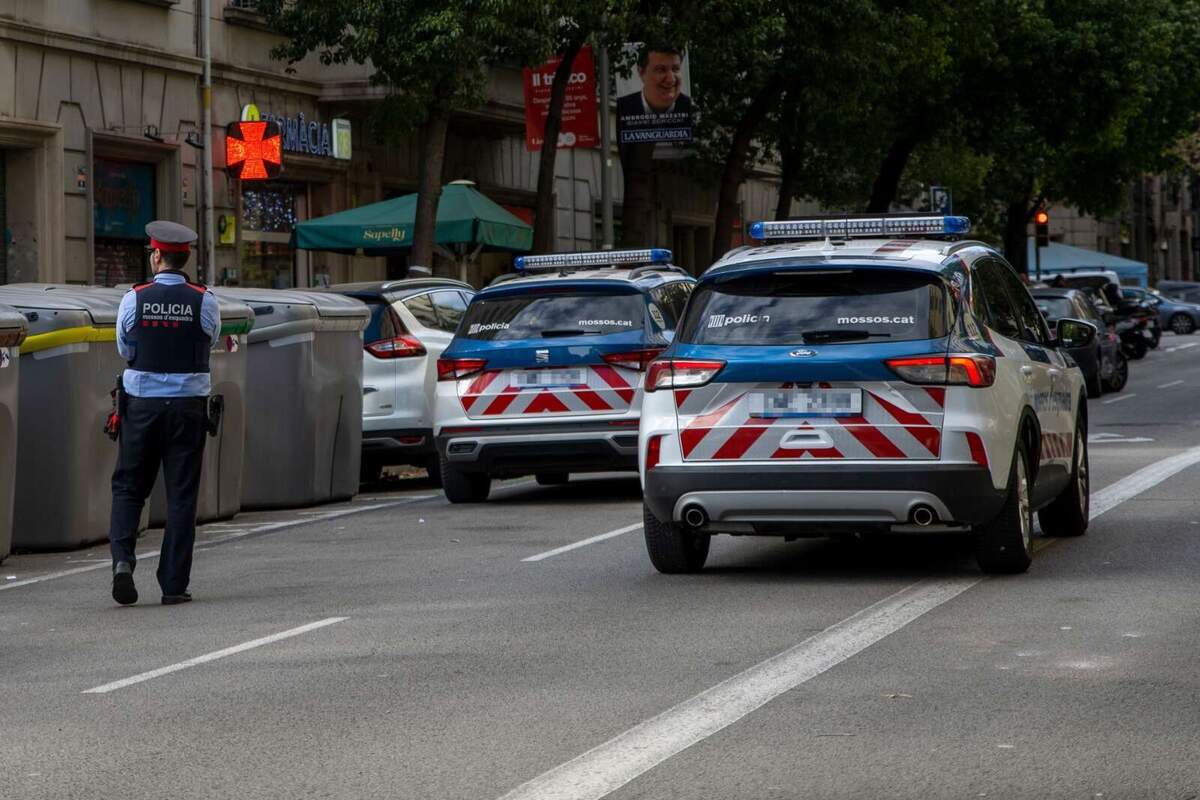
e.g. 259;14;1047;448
117;272;221;398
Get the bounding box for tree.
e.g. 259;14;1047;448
256;0;546;273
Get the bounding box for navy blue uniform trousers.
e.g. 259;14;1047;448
109;395;207;596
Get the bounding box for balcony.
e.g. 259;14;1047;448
224;0;273;32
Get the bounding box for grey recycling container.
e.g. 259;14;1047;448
0;284;141;550
212;287;368;509
0;303;29;561
148;293;255;525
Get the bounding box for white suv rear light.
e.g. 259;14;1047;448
886;354;996;387
644;359;726;392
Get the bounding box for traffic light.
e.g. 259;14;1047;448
1034;208;1050;248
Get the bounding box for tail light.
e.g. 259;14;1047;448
365;334;426;359
644;358;726;392
886;354;995;387
437;357;488;381
602;347;665;372
645;434;664;471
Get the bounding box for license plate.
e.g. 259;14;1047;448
512;368;586;389
749;388;863;418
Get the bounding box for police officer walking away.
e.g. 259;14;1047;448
109;221;220;606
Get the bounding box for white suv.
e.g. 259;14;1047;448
639;216;1092;575
331;278;475;483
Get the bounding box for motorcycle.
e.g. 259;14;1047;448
1115;315;1154;359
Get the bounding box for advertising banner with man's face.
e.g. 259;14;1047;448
615;44;693;147
523;46;599;151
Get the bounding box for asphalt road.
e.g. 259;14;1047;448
3;336;1200;799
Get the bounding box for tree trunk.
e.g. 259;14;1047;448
1004;197;1032;278
866;131;920;213
620;142;655;247
713;76;785;259
533;42;585;254
413;106;451;273
775;143;800;220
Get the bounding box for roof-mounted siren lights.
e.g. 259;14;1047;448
748;215;971;241
514;248;673;272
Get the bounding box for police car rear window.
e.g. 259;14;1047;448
679;269;948;345
460;290;646;340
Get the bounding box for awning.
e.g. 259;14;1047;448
292;182;534;255
1026;241;1148;286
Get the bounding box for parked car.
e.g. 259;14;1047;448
329;278;476;483
1121;286;1200;335
1031;288;1126;396
1050;275;1159;358
1156;280;1200;305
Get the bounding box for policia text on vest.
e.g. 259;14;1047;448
108;220;221;608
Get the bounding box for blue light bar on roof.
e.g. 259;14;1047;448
749;216;971;241
514;248;672;271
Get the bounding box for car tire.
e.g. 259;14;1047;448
975;443;1034;575
440;457;491;503
1039;418;1089;537
1085;368;1103;399
1103;353;1128;392
535;472;570;486
1169;313;1196;335
643;503;710;574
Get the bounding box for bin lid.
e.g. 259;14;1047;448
0;287;104;347
0;284;121;326
0;302;29;348
212;287;366;337
289;290;371;328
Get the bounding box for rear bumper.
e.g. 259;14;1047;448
437;420;639;476
644;463;1005;530
361;428;435;462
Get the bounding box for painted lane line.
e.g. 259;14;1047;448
522;523;642;562
1166;342;1199;353
0;496;434;593
497;446;1200;800
82;617;347;694
1156;380;1184;389
496;581;973;800
1102;393;1136;405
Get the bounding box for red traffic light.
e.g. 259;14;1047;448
225;121;282;181
1034;210;1049;225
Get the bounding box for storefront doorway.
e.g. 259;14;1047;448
240;180;305;288
93;157;155;286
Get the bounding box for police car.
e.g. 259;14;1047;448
434;249;695;502
639;215;1093;575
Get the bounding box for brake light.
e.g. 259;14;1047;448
645;434;664;471
365;334;426;359
437;357;488;381
886;354;995;387
602;348;665;372
644;358;726;392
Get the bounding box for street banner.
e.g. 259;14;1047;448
523;46;599;151
615;43;693;147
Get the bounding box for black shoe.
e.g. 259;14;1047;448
112;572;138;606
161;592;192;605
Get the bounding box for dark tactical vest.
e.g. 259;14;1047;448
128;272;212;374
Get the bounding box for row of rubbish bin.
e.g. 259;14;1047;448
0;283;370;562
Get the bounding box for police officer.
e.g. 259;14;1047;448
109;221;220;606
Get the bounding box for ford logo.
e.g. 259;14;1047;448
789;349;817;358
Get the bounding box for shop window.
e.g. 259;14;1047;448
93;157;155;287
240;181;300;288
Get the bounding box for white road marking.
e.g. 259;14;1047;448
522;523;642;562
1156;380;1184;388
1089;433;1154;444
82;617;347;694
1102;393;1136;405
0;496;434;592
497;446;1200;800
1166;342;1199;353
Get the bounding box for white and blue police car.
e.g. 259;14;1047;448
434;249;695;502
639;215;1093;575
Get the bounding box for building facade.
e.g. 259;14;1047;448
0;1;783;289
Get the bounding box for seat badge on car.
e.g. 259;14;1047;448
536;349;550;363
789;348;817;358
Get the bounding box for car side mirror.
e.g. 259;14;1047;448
1057;318;1097;349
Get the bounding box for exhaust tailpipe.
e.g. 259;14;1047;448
682;505;708;529
910;505;937;527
